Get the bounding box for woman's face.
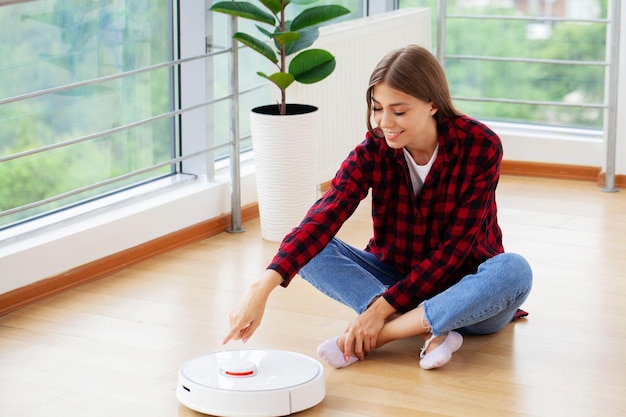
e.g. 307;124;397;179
371;82;438;153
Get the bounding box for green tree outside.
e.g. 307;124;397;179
0;0;172;228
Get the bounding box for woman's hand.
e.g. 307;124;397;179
342;296;396;360
222;270;283;345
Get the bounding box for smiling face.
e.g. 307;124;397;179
371;82;439;163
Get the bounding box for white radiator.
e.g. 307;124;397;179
290;8;432;183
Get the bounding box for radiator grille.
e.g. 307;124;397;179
290;8;432;182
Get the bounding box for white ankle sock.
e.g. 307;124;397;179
317;337;359;368
419;331;463;370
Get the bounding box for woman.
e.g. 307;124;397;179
222;45;532;370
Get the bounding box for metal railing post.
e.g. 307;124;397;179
437;0;447;64
227;15;245;232
603;0;620;192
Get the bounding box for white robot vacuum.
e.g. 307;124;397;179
176;349;326;416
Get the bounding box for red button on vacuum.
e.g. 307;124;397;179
220;359;257;377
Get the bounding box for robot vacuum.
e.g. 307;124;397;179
176;349;326;416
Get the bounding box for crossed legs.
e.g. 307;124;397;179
317;304;463;369
300;240;533;370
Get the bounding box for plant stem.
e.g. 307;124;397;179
279;0;286;115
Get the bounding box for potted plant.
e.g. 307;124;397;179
210;0;350;241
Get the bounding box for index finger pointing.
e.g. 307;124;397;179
222;322;248;345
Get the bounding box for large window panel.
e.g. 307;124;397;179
399;0;608;131
0;0;174;229
446;59;606;128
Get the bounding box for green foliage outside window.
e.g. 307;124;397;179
401;0;608;129
0;0;172;228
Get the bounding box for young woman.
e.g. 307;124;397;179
222;44;533;370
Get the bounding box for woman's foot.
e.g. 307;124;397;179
419;331;463;370
317;336;359;368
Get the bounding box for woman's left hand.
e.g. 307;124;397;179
341;296;396;360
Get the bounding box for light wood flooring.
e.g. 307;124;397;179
1;175;625;417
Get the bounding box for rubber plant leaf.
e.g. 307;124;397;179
284;27;319;56
256;25;273;38
273;30;300;47
255;27;300;50
258;71;295;91
233;32;278;64
258;0;285;15
289;49;336;84
290;5;350;32
209;2;275;26
290;0;320;5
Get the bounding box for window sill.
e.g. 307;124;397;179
0;158;258;295
488;121;604;166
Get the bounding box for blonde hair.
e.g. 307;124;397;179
366;45;462;138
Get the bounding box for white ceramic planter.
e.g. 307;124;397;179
250;104;319;242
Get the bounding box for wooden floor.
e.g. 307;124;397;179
1;175;626;417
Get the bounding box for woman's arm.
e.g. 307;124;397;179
222;269;284;344
341;295;397;360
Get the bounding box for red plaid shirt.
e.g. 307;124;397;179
268;115;504;313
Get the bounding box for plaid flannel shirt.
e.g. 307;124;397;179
268;115;504;313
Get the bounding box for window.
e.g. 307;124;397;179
399;0;608;131
0;0;364;232
0;0;175;229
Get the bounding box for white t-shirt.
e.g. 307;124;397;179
403;145;439;196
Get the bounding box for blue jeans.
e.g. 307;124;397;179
298;238;532;336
